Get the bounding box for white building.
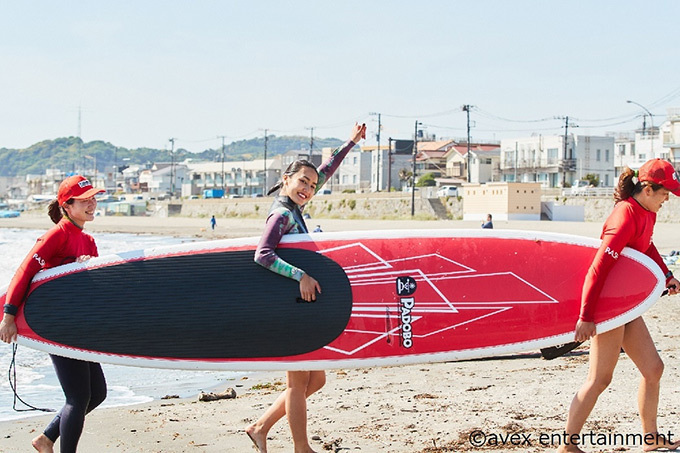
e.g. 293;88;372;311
185;158;281;197
327;147;371;192
500;135;615;188
139;163;188;196
661;107;680;166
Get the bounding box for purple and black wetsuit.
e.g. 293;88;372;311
254;139;357;280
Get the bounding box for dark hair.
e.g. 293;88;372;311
47;199;74;224
614;167;664;203
267;159;319;196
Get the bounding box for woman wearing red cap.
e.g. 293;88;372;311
0;175;107;453
557;159;680;453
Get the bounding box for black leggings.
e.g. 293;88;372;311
43;355;107;453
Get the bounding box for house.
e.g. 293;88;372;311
415;140;456;180
443;143;501;185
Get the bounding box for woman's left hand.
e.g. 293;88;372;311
667;277;680;295
76;255;91;263
299;273;321;302
574;320;596;342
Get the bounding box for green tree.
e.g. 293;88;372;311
416;172;437;187
583;173;600;187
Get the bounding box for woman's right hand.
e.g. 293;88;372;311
574;319;596;342
350;123;367;144
299;273;321;302
0;315;17;344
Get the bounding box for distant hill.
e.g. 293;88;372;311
0;135;344;177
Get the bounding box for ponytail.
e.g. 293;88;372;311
47;199;74;224
614;167;637;203
614;167;665;203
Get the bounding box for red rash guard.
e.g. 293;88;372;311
579;197;669;322
3;218;98;316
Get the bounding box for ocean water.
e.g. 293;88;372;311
0;228;247;422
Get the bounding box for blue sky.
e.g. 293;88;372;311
1;0;679;152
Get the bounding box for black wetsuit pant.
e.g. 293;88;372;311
43;355;107;452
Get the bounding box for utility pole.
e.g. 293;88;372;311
370;112;382;191
562;116;570;187
307;127;314;161
462;105;472;182
388;137;393;193
412;121;421;217
263;129;268;195
218;135;227;192
627;100;655;159
169;138;175;197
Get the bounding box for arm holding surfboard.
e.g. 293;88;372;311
247;122;366;453
556;159;680;453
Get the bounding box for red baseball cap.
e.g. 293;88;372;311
638;159;680;196
57;175;106;206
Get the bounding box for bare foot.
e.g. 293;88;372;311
556;445;586;453
245;424;267;453
643;432;680;452
31;434;54;453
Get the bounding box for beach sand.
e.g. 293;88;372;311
1;214;679;452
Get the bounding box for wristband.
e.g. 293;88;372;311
666;270;674;279
3;304;18;316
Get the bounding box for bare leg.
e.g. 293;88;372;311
622;318;680;452
286;370;325;453
556;326;624;453
31;434;54;453
246;370;325;453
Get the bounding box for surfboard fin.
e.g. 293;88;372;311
540;341;583;360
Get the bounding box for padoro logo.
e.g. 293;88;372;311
396;277;417;348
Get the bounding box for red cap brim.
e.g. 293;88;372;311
72;188;106;200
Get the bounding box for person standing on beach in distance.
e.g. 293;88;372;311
557;159;680;453
481;213;493;229
245;122;366;453
0;175;108;453
210;215;216;231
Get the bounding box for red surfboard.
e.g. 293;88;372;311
1;229;665;371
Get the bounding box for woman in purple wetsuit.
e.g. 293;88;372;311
246;122;366;453
0;175;107;453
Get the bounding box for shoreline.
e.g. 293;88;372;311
1;215;679;452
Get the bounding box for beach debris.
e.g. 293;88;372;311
161;394;179;400
198;387;236;402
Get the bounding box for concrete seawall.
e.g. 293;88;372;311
167;193;680;223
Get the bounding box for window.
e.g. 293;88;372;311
547;148;558;164
596;149;601;161
605;149;610;162
618;144;626;156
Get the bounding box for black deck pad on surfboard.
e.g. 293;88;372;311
24;249;352;359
